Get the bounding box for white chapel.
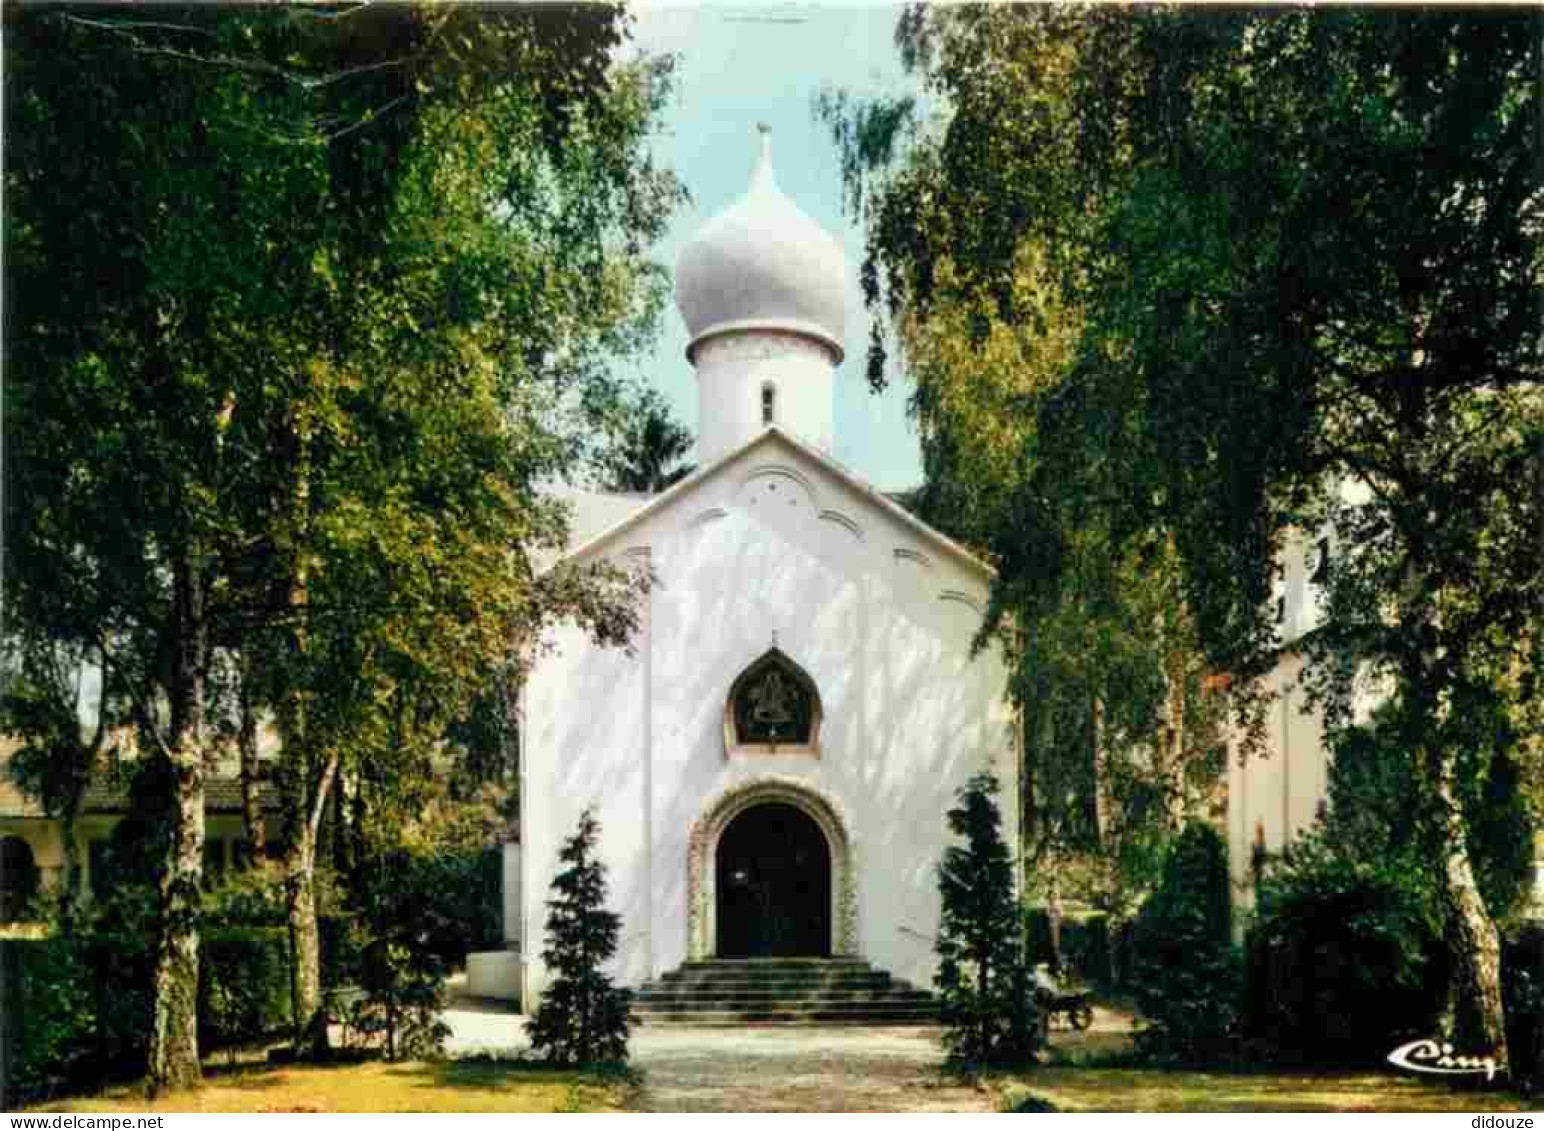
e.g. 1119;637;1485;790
475;127;1021;1014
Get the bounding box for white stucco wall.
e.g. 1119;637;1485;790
1226;520;1381;924
522;433;1017;1004
1226;652;1332;917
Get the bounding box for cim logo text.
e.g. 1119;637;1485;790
1387;1038;1499;1082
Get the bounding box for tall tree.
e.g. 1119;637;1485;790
828;5;1542;1066
934;772;1041;1068
5;1;677;1089
529;808;633;1067
596;386;696;494
811;155;1228;948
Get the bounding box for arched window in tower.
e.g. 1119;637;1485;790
723;646;822;758
762;382;777;426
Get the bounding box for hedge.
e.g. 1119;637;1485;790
1504;924;1544;1089
0;928;291;1107
1024;907;1116;987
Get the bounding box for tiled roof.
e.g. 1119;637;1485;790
1;763;282;819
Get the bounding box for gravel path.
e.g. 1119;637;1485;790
442;1002;988;1112
626;1026;992;1113
442;991;1132;1113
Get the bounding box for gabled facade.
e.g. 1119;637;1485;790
516;428;1018;1002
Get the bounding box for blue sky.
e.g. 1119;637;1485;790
619;2;925;490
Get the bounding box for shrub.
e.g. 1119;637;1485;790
0;927;291;1106
1242;832;1448;1066
1025;907;1112;987
1129;822;1239;1065
84;933;156;1071
528;808;632;1067
320;913;365;989
346;845;471;1060
347;939;450;1061
935;773;1042;1069
202;865;287;929
1504;925;1544;1091
0;937;95;1107
199;928;293;1051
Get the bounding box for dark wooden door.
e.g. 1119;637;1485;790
716;803;831;957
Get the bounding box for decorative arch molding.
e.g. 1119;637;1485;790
894;547;935;571
722;646;823;758
738;464;818;512
818;508;864;541
686;775;858;960
939;588;985;615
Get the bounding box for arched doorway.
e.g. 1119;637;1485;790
715;802;831;957
0;836;40;923
686;775;857;960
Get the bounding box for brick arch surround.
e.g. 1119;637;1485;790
686;776;858;960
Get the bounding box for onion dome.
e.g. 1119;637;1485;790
675;124;846;363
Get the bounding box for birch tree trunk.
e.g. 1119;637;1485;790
1045;864;1065;975
58;785;85;936
282;743;339;1058
238;665;266;865
1431;741;1510;1069
285;831;324;1057
1091;697;1110;846
147;554;207;1096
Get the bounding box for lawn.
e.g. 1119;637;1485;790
29;1060;629;1114
23;1048;1540;1113
997;1068;1540;1113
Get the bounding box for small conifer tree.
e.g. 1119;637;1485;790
528;808;633;1066
935;772;1042;1068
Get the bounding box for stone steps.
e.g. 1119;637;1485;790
632;957;939;1027
635;991;936;1007
656;976;898;991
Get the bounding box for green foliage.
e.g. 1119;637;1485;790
823;26;1229;927
1233;701;1539;1070
5;2;681;1085
345;846;478;1060
1243;830;1448;1066
0;927;291;1106
935;773;1042;1069
320;914;366;992
348;940;451;1062
834;2;1541;1062
1024;907;1112;988
198;929;294;1052
594;385;695;494
201;863;289;929
1503;926;1544;1092
529;809;632;1067
0;937;95;1106
1129;823;1239;1065
1326;702;1537;930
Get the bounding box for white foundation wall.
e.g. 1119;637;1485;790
522;435;1017;1005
